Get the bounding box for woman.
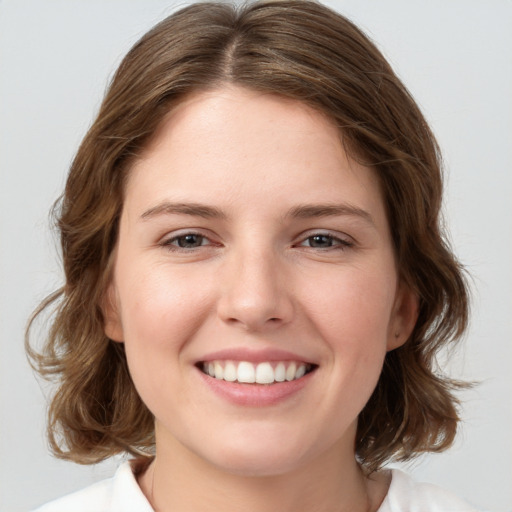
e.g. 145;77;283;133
28;1;478;510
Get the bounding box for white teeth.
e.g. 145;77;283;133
275;362;286;382
237;361;255;383
214;362;224;380
295;364;306;379
255;362;274;384
202;360;312;384
224;362;237;382
285;362;297;381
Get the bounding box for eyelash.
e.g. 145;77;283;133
298;233;353;250
160;231;354;252
160;232;212;251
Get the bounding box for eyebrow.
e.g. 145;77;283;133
140;201;374;226
141;202;228;220
285;203;375;225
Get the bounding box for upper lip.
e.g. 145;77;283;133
197;347;316;365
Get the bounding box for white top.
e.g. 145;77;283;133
33;462;480;512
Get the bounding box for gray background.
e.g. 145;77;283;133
1;1;511;510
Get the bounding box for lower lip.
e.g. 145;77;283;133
197;367;315;407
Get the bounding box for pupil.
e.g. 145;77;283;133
178;234;202;248
311;235;332;247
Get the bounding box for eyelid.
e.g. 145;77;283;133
157;228;355;252
159;229;218;251
296;230;354;247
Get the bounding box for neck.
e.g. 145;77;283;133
138;427;388;512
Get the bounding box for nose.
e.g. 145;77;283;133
216;244;294;332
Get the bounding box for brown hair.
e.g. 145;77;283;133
26;0;469;472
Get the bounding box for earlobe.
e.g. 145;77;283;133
387;283;419;351
102;283;124;342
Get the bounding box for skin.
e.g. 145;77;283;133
104;86;418;512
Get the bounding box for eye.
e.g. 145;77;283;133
299;233;352;250
162;232;211;250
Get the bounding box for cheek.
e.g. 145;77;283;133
302;265;396;346
300;265;395;395
115;265;214;397
119;265;211;345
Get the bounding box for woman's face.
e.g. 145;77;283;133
105;86;417;476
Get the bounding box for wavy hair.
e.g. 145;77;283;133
26;0;470;472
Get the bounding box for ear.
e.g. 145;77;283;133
102;282;124;342
387;282;419;351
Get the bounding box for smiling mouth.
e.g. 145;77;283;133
198;360;317;384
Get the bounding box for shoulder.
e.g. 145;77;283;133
378;469;480;512
33;477;114;512
32;461;153;512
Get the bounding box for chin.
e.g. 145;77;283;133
194;428;315;477
210;449;306;477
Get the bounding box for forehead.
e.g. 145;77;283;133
124;86;387;228
142;86;343;160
